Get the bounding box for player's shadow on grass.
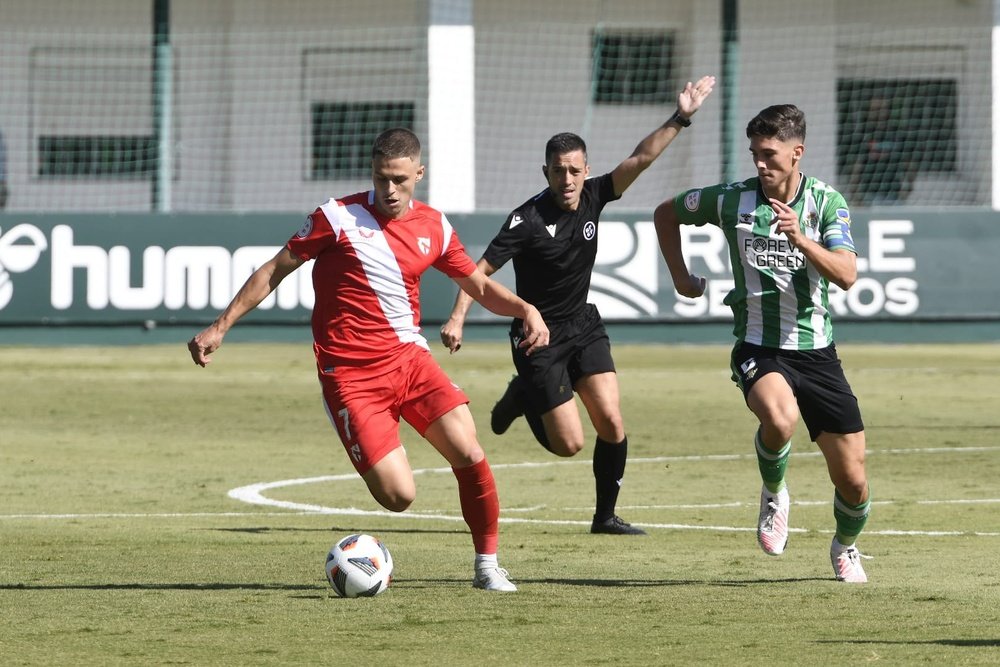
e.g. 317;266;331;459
530;576;827;587
873;424;1000;430
396;576;826;589
327;525;471;537
816;639;1000;647
0;583;319;592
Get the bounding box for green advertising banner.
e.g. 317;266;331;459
0;214;308;325
0;211;997;326
437;212;1000;324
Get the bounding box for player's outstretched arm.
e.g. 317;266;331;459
440;258;497;354
611;74;716;197
188;247;304;367
452;268;549;355
653;198;706;298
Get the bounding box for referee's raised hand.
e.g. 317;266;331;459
676;75;716;120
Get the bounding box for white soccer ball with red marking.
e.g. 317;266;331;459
325;533;393;598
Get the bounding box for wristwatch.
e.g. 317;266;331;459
669;110;692;127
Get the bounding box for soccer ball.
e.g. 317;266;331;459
325;533;393;598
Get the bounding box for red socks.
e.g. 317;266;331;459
452;458;499;555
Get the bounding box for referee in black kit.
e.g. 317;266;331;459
442;75;715;535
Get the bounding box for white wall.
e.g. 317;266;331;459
473;0;713;213
176;0;427;212
0;1;152;211
835;0;993;205
738;0;839;182
0;0;992;213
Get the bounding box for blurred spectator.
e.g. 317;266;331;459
848;95;914;206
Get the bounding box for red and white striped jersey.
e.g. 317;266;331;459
287;191;476;369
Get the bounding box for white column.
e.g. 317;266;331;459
993;0;1000;209
427;0;475;212
155;42;173;213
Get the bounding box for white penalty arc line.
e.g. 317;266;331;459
222;448;1000;538
5;447;998;537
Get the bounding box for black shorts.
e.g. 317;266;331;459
509;303;615;414
730;341;864;441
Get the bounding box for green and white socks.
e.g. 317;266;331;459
754;429;790;494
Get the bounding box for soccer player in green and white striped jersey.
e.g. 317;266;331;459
653;104;871;583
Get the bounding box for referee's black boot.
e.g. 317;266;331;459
590;514;647;536
490;375;525;435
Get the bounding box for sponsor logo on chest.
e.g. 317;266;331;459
745;235;804;270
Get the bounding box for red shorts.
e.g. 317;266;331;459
318;345;469;474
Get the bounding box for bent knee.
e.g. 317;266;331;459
378;494;414;513
371;487;416;513
593;422;625;443
759;409;798;443
448;445;485;470
548;439;584;457
836;477;869;504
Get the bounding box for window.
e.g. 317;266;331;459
311;102;416;180
303;44;423;181
38;136;155;178
592;31;674;105
837;79;958;176
30;46;165;180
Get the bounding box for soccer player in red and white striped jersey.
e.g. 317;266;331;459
189;128;548;592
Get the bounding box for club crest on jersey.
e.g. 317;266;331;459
806;211;819;230
684;190;701;212
583;221;596;241
417;236;431;255
296;216;313;238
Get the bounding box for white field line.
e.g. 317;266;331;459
0;512;316;519
4;446;999;537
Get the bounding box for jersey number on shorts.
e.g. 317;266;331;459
335;407;363;464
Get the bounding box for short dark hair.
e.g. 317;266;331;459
746;104;806;142
545;132;588;166
372;127;421;161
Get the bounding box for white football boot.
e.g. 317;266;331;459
757;485;790;556
473;566;517;592
830;538;870;583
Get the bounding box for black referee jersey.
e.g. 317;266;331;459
482;172;621;322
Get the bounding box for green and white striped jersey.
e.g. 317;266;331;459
674;174;856;350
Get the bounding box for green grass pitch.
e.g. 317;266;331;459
1;341;998;665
